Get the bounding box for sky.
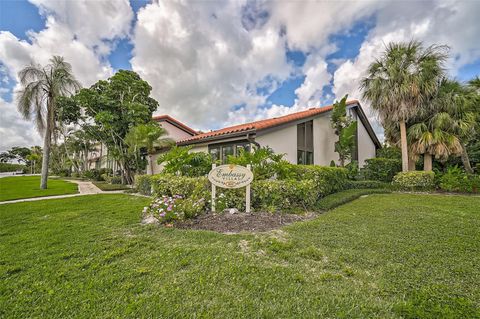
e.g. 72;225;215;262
0;0;479;152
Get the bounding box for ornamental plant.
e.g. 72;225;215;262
392;171;435;191
143;194;207;223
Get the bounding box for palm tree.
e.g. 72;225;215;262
17;56;81;189
429;79;477;172
361;41;448;171
408;120;462;171
125;122;174;175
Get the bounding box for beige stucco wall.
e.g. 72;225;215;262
147;121;195;174
256;125;297;163
313;115;338;166
158;121;194;141
357;115;377;167
189;145;209;153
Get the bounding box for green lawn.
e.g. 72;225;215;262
0;193;479;318
92;181;130;191
0;176;78;202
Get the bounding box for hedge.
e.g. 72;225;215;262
347;180;390;189
0;163;25;173
316;188;391;211
251;179;318;212
277;164;349;195
392;171;435;191
361;158;402;182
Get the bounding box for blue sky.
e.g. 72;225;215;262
0;0;479;150
0;0;377;107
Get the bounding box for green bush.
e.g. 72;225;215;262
151;174;210;199
439;166;479;193
345;161;359;180
362;158;402;182
135;174;153;195
277;164;349;195
252;179;318;212
392;171;435;191
316;188;391;210
157;146;213;177
227;147;285;180
110;176;122;184
0;163;25;173
347;180;390;189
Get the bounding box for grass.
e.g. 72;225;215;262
92;181;130;191
0;176;78;202
316;188;391;210
1;193;479;318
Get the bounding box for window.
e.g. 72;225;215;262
297;120;314;165
209;141;251;164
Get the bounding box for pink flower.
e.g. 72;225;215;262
167;206;172;211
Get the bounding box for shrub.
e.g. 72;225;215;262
227;147;285;180
82;169;100;181
151;174;210;199
0;163;25;173
362;158;402;182
135;174;153;195
347;180;390;189
110;176;122;184
392;171;435;191
345;161;359;180
439;166;480;193
157;146;213;177
377;146;401;160
277;164;349;195
252;179;318;212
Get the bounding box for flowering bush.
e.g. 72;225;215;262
143;194;207;223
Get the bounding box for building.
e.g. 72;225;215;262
147;115;198;174
171;100;380;168
89;100;380;174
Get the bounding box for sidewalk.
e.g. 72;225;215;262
0;180;125;205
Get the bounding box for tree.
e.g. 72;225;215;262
17;56;81;189
330;95;357;167
74;70;159;184
158;146;214;177
361;41;448;172
125;122;174;175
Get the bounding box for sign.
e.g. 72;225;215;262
208;164;253;189
208;164;253;213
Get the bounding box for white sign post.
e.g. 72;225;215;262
208;164;253;213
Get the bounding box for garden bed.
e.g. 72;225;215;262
175;211;316;233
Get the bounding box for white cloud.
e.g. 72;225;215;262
0;97;43;151
0;0;134;151
332;0;480;139
131;0;293;130
1;0;479;149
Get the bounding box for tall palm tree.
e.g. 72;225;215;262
125;122;174;175
361;41;448;171
17;56;81;189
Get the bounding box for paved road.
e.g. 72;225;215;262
0;180;125;205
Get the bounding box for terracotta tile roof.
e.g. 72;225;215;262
152;115;198;135
178;100;359;144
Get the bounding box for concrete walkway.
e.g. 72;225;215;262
0;180;125;205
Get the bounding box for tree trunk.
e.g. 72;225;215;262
399;120;409;172
460;144;473;173
424;153;432;171
40;101;54;189
408;154;416;171
149;154;154;175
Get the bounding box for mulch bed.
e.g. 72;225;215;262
174;211;317;233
